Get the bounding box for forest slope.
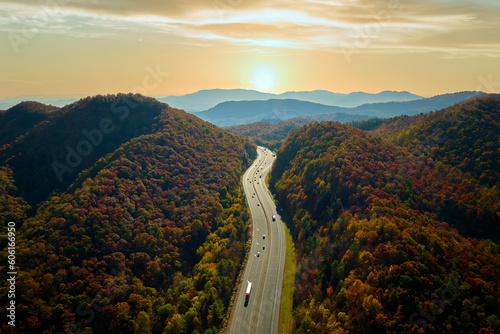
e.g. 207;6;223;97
0;95;256;334
0;95;167;205
270;121;500;333
0;101;58;147
361;95;500;187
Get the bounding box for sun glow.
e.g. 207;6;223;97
252;69;275;92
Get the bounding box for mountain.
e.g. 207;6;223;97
270;121;500;333
0;94;168;205
352;91;484;117
199;91;483;126
0;101;59;147
356;94;500;187
159;89;423;112
0;94;256;333
198;99;371;126
159;89;276;112
279;90;422;108
226;113;374;150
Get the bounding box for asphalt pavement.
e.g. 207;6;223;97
228;146;286;334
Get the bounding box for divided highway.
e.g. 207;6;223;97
228;147;286;334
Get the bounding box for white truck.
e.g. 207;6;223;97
245;281;252;303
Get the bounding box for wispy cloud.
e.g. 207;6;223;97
1;0;499;57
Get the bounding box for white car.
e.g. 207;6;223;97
263;235;265;239
257;252;260;257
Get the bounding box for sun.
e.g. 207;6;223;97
252;69;275;92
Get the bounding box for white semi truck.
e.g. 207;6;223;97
245;281;252;303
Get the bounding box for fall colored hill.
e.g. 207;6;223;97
0;94;256;333
0;94;172;205
354;94;500;187
0;101;58;147
270;121;500;333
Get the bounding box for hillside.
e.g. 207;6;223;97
226;113;373;150
358;95;500;187
0;94;256;333
0;101;58;147
270;121;500;333
0;94;168;205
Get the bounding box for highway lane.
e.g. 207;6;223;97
228;146;286;334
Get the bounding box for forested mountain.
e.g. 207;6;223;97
0;95;168;205
0;101;58;147
0;94;256;333
270;121;500;333
357;95;499;187
226;113;373;150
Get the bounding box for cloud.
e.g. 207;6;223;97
0;0;499;57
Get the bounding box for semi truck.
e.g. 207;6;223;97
245;281;252;303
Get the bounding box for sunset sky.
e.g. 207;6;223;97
1;0;499;98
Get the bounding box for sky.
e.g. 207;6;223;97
1;0;499;98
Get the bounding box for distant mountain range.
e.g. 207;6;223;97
199;91;484;126
0;96;78;110
159;89;423;112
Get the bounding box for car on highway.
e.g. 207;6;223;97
263;245;265;250
272;215;276;221
263;235;265;239
257;252;260;257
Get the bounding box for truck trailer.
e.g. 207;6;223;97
245;281;252;303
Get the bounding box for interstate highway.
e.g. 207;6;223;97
228;146;286;334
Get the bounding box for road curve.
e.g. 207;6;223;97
228;146;286;334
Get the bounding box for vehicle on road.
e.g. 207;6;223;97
245;281;252;303
272;215;276;221
257;252;260;257
263;235;265;239
263;245;265;250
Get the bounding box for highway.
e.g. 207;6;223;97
228;146;286;334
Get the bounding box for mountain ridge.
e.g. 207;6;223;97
199;91;483;126
159;88;423;112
